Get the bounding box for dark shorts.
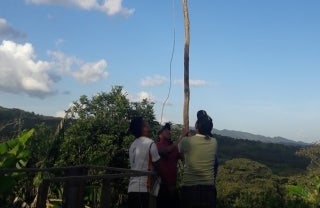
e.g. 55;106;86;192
181;185;217;208
157;184;179;208
128;192;149;208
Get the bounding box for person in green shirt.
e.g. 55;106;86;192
179;110;218;208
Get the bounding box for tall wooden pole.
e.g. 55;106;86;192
182;0;190;131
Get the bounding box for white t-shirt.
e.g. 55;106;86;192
128;136;160;193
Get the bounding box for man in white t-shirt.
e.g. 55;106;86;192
128;117;160;208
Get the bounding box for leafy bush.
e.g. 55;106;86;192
0;129;34;205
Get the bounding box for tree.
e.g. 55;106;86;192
216;158;282;208
286;176;320;208
286;143;320;207
53;86;158;207
57;86;157;167
296;143;320;171
28;123;56;168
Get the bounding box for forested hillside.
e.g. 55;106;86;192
0;106;61;141
0;105;309;176
0;87;319;207
215;134;309;175
214;128;309;146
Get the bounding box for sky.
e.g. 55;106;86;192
0;0;319;143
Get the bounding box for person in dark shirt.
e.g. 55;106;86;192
156;123;184;208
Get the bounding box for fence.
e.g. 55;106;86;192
0;165;155;208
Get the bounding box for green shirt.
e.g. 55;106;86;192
180;134;217;186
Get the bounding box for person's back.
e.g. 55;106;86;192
127;117;160;208
128;136;158;192
181;134;217;186
179;110;218;208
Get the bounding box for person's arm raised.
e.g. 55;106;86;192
158;128;189;156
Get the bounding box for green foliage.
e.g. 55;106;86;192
215;134;310;176
1;105;310;175
287;184;309;198
1;92;318;207
0;129;34;204
296;143;320;171
0;129;34;169
216;158;284;208
212;135;315;207
283;143;320;207
57;86;156;167
28;123;56;169
0;106;60;141
53;86;157;207
285;176;320;208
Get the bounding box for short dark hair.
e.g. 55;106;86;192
196;110;213;136
157;123;171;135
129;116;144;138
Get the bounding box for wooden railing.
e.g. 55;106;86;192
1;165;155;208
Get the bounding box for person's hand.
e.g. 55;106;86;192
179;128;189;141
181;128;189;136
171;128;188;146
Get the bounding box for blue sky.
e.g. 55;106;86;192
0;0;319;143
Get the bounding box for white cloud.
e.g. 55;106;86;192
190;79;210;86
0;40;54;97
139;91;151;100
0;18;25;39
0;40;109;98
25;0;134;17
48;51;109;83
127;91;155;102
141;75;167;87
48;51;76;73
99;0;134;16
55;102;75;118
55;110;66;118
72;60;108;83
174;79;210;87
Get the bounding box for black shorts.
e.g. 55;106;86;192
128;192;149;208
181;185;216;208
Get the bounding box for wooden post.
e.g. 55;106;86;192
36;179;50;208
182;0;190;131
62;167;87;208
99;179;111;208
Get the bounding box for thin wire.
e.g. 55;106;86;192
160;0;176;124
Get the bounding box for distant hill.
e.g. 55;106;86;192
0;106;61;141
214;128;309;146
1;105;309;146
213;134;309;175
0;106;310;176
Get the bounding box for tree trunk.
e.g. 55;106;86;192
182;0;190;131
